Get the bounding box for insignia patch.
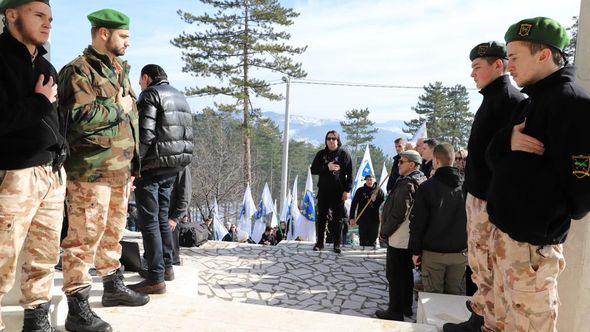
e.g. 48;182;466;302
478;45;489;56
572;155;590;179
518;23;533;37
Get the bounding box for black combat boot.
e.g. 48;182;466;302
22;302;55;332
65;286;112;332
102;272;150;307
443;301;484;332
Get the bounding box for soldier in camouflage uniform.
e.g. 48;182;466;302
486;18;590;331
57;9;149;332
0;1;66;331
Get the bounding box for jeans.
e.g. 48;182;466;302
135;172;177;282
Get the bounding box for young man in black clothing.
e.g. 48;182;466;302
310;130;353;253
0;1;67;331
386;137;406;192
444;41;525;332
410;143;467;295
485;17;590;331
420;139;438;178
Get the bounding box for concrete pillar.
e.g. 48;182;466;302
557;0;590;330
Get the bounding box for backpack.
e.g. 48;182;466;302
178;222;209;247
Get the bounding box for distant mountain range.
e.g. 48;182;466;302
262;111;408;156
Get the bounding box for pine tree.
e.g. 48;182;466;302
442;85;473;147
404;82;449;140
172;0;307;188
404;82;473;148
340;108;378;167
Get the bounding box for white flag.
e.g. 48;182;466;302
288;176;302;240
212;198;228;241
237;183;257;236
297;167;317;241
410;121;428;144
351;145;375;199
379;162;389;194
251;183;274;243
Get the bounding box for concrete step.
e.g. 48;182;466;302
85;295;437;332
416;292;470;331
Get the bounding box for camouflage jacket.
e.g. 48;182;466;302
58;46;139;186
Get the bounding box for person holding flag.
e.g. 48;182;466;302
311;130;353;253
350;175;384;248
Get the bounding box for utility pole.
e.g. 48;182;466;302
279;76;291;214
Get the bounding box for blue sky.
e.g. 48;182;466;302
48;0;581;123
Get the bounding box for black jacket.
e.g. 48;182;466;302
0;28;65;170
350;183;384;223
380;170;427;238
409;166;467;255
310;147;353;197
386;154;401;192
169;166;192;222
421;160;433;179
486;67;590;245
137;80;193;174
464;75;525;200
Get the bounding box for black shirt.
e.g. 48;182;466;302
0;28;64;170
310;147;353;197
464;75;525;200
486;67;590;245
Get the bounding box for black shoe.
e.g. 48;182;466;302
164;268;175;282
312;244;323;251
22;302;55;332
333;246;341;254
139;268;174;281
102;272;150;307
442;311;484;332
375;309;404;321
65;286;112;332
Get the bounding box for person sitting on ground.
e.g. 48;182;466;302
409;143;468;295
222;224;239;242
259;226;277;245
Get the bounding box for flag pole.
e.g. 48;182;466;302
351;174;389;225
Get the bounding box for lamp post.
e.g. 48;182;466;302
279;76;291;213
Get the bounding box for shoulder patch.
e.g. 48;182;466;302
572;155;590;179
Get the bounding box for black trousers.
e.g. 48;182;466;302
358;212;379;246
386;246;414;315
315;193;346;247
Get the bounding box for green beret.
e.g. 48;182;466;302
87;9;130;30
469;41;507;61
0;0;49;11
505;17;570;52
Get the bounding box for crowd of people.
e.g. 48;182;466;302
310;17;590;332
1;1;589;331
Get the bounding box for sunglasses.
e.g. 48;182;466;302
326;137;338;141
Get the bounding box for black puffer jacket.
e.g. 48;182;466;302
409;166;467;255
0;28;65;170
137;80;193;174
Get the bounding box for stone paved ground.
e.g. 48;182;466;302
181;241;390;318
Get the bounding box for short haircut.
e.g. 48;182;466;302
433;143;455;166
482;57;509;73
141;64;168;83
424;139;439;149
394;137;406;144
524;41;566;67
91;27;114;39
325;130;342;148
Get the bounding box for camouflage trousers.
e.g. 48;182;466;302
490;228;565;332
61;180;131;294
0;166;65;329
465;194;498;328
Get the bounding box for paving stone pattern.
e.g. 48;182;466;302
181;241;389;318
